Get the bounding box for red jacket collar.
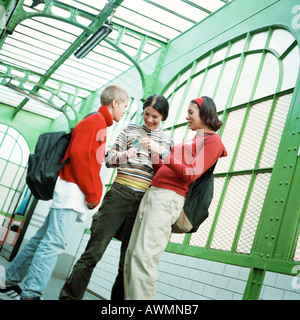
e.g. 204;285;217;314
98;105;113;127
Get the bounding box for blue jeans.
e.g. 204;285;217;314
5;208;77;298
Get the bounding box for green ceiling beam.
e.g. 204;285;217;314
3;0;165;125
9;0;124;125
143;0;197;24
3;0;166;125
0;0;167;121
0;0;17;37
180;0;212;14
0;72;78;123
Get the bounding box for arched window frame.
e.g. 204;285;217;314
160;26;300;264
0;124;29;219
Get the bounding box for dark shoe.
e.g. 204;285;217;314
0;285;22;300
21;296;43;300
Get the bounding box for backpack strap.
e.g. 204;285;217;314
188;134;215;190
83;111;101;119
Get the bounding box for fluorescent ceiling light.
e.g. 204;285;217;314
74;21;113;59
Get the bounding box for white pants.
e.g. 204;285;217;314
124;186;185;300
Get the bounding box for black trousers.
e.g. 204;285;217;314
59;182;145;300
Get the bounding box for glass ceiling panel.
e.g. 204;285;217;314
23;100;63;119
0;0;232;120
0;86;25;107
0;53;49;74
142;0;207;23
4;37;61;61
15;24;72;49
58;0;107;15
187;0;226;12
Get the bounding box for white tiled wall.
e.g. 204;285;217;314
72;234;300;300
259;271;300;300
156;252;249;300
73;234;250;300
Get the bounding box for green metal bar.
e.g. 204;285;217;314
204;174;229;249
209;99;251;247
141;0;197;25
170;60;197;136
212;45;231;100
0;0;24;48
40;1;125;84
243;268;266;300
161;73;181;131
280;40;297;60
250;28;272;101
112;20;166;47
105;38;146;94
168;81;188;134
3;0;109;35
230;173;256;253
216;167;273;177
0;131;19;213
230;31;282;252
142;43;168;102
274;155;300;261
0;0;18;43
180;0;212;14
135;35;148;63
224;33;251;111
165;242;300;275
265;84;300;261
198;51;214;98
251;94;300;261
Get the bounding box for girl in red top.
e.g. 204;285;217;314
124;96;227;300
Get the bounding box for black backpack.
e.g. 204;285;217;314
26;131;71;201
172;135;216;234
26;112;100;201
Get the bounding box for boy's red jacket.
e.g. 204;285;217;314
59;105;113;206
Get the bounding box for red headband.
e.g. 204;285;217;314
194;97;203;107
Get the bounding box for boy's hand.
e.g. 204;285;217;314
86;201;97;210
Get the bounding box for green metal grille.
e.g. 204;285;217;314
0;124;29;243
166;27;300;267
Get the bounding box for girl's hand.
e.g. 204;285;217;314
126;148;138;159
139;138;163;155
119;148;138;162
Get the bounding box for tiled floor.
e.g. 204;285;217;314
0;255;100;300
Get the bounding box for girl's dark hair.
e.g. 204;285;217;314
143;94;169;121
191;96;223;132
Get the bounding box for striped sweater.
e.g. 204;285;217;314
105;124;174;191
